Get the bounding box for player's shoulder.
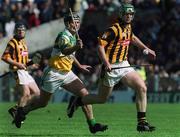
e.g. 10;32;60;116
8;37;15;43
57;30;71;41
55;32;69;47
7;37;17;47
103;22;120;37
111;22;123;30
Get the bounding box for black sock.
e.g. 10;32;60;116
137;112;146;123
77;97;84;106
18;107;28;115
10;105;18;111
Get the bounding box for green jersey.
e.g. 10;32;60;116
48;29;77;72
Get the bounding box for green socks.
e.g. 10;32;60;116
87;118;96;126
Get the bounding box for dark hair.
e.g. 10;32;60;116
14;22;26;31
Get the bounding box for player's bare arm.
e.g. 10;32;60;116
97;46;111;71
131;35;156;59
73;57;92;73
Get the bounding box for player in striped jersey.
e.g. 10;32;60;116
68;3;156;132
1;22;40;123
13;13;108;133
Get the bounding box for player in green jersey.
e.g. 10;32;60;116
13;13;108;134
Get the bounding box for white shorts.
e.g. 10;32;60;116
100;61;135;87
41;67;78;93
16;70;35;85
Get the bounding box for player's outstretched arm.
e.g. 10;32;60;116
131;35;156;60
73;57;92;73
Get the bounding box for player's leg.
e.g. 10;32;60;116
14;67;54;128
8;85;31;116
67;68;114;106
23;90;52;113
63;79;108;134
14;90;52;128
8;104;18;122
80;103;108;134
29;81;40;97
9;81;40;123
81;80;113;104
8;84;34;123
8;70;34;120
65;68;113;120
11;84;31;127
18;85;31;107
15;81;42;118
9;84;31;124
121;71;155;132
22;66;56;113
8;75;19;119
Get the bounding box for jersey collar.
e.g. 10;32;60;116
64;29;74;38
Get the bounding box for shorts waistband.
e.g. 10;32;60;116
47;66;69;74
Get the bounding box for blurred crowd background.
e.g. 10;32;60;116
0;0;179;102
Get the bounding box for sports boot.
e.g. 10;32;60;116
89;123;108;134
137;121;155;132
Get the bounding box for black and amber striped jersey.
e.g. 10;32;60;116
2;37;29;70
98;22;134;64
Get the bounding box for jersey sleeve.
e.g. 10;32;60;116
54;34;72;51
2;41;15;60
98;28;115;47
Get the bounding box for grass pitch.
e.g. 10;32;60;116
0;103;180;137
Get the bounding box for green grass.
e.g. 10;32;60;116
0;103;180;137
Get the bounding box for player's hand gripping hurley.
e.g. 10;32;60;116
69;8;83;49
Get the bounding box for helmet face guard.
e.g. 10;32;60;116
119;4;135;20
64;13;80;27
64;13;81;33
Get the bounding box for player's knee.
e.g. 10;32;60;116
22;92;31;99
138;85;147;94
82;91;89;96
80;89;89;97
34;90;40;96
